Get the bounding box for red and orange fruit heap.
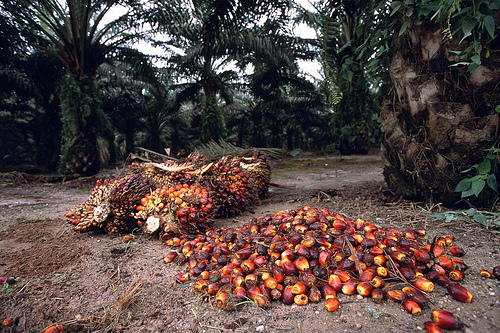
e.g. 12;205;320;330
164;206;475;317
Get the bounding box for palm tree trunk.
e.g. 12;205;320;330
381;19;500;206
58;76;101;176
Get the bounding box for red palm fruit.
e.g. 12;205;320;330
414;249;431;263
400;267;416;281
247;285;261;300
356;282;372;297
370;276;384;289
361;238;376;248
389;249;407;262
352;234;364;244
412;277;434;292
175;272;190;283
334;252;345;262
424;321;444;333
291;281;307;295
260;285;272;300
435;274;451;286
447;283;473;303
359;270;374;282
402;299;422;315
236;247;252;259
387;289;405;302
376;266;388;277
233;286;247;299
371;288;385;304
207;282;221;295
435;237;447;247
194;279;208;292
345;226;356;235
444;236;454;246
431;264;446;275
301;237;316;248
319;250;332;267
449;246;465;257
215;291;230;310
369;246;384;255
181;243;192;256
241;260;255;273
325;297;340;312
342;278;358;295
164;251;178;263
265;277;278;290
332;219;347;230
451;258;469;271
480;269;493;278
289;234;303;246
200;271;210;280
308;285;322;303
316;238;332;249
432;310;463;329
328;274;343;292
421;244;431;251
254;255;267;267
294;224;308;234
449;269;464;281
44;325;63;333
333;270;351;282
280;258;296;275
245;274;258;287
269;251;281;261
294;256;310;272
432;245;446;258
434;256;453;270
254;294;271;309
373;254;386;266
295;244;309;257
283;286;294;304
321;284;337;300
284;275;298;286
260;271;271;282
233;275;245;288
2;317;14;326
231;267;244;278
273;266;285;282
299;271;317;288
402;286;428;308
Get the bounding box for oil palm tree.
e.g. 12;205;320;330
2;0;143;175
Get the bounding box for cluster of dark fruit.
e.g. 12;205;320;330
163;206;480;331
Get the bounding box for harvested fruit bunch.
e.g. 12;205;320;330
135;184;214;235
164;206;473;315
66;174;155;233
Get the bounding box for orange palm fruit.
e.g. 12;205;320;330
376;266;388;277
424;321;444;333
240;259;255;273
448;269;464;281
294;256;310;272
308;285;322;303
2;317;14;326
387;290;405;302
207;282;221;295
291;281;307;295
434;256;453;270
282;285;294;304
193;279;208;292
480;269;493;278
447;283;472;303
328;274;342;292
370;276;385;289
431;310;463;329
164;251;178;263
264;277;278;290
321;284;337;300
244;273;258;287
44;325;63;333
356;282;372;297
449;246;465;257
402;299;422;315
324;298;340;312
254;294;271;309
294;293;309;306
412;277;434;292
341;278;358;295
432;245;446;258
174;272;190;283
373;254;386;266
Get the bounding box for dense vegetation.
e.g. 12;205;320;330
0;0;498;206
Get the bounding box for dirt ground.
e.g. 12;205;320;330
0;152;498;333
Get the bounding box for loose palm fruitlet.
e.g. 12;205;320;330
66;174;155;233
164;206;474;315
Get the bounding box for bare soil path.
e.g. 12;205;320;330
0;152;498;333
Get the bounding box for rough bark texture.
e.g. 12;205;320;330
381;19;500;207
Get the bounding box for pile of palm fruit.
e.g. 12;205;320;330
163;206;483;331
66;152;271;235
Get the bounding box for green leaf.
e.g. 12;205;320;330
472;213;489;223
461;187;475;198
390;2;402;16
477;159;491;174
471;54;481;65
496;105;500;113
487;174;498;192
455;178;472;192
483;15;495;38
399;21;408;36
464;208;478;216
461;17;477;37
471;178;486;197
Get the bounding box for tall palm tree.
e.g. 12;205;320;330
144;0;293;143
2;0;143;175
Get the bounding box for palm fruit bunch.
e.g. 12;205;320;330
164;206;474;318
66;174;155;233
135;184;214;236
238;152;271;200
